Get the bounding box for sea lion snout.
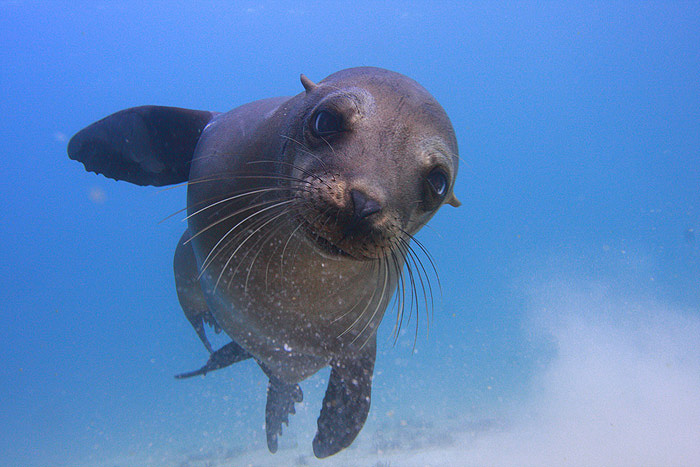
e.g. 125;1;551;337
349;189;381;220
341;188;383;238
298;174;397;259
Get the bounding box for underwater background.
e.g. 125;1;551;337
2;2;699;466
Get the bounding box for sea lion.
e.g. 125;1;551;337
68;67;460;458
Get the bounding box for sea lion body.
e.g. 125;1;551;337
68;67;459;457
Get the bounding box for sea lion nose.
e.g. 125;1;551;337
350;189;381;220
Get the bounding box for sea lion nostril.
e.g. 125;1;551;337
350;189;381;220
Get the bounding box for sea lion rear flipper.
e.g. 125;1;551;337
313;338;377;458
265;376;304;453
175;340;251;379
68;105;218;186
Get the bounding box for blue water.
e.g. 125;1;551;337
2;2;699;466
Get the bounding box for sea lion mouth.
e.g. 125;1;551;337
301;222;354;259
294;177;395;261
299;218;370;260
313;232;354;259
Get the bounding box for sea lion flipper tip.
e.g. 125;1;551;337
175;341;252;380
313;342;376;458
265;378;304;453
174;367;207;379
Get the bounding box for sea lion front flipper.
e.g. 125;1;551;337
174;229;221;353
68;105;218;186
175;340;252;379
313;337;377;458
264;376;304;453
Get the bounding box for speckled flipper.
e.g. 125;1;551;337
265;376;304;453
313;337;377;458
175;340;251;379
174;229;220;353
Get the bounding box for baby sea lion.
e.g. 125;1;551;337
68;67;460;458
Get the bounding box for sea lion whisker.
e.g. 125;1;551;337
187;172;314;187
189;190;284;228
158;192;224;224
277;217;306;280
184;187;304;222
408;242;438;334
278;134;330;173
211;207;299;293
198;199;296;280
392;238;421;348
397;231;439;320
279;205;332;278
400;242;418;331
240;209;300;287
332;262;380;324
406;246;425;348
387;248;406;344
187;147;323;174
224;207;297;279
203;219;280;291
402;243;421;343
262;214;302;290
186;152;234;164
213;206;294;291
336;259;382;329
160;186;309;225
387;247;404;342
399;229;442;296
398;237;433;340
173;181;308;225
383;242;403;316
305;206;339;256
246;160;332;189
241;213;294;293
330;276;374;321
158;172;310;192
336;259;382;334
187;197;293;246
157;175;230;192
418;221;441;238
356;258;390;350
348;257;386;343
396;249;410;330
388;242;418;346
318;135;338;162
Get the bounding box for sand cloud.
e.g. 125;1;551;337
486;280;700;466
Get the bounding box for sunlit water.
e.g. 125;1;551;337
1;2;698;466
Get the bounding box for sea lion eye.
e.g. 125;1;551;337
426;168;448;198
312;110;342;136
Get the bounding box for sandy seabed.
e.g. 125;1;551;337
82;274;700;467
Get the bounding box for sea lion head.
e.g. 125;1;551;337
284;67;460;261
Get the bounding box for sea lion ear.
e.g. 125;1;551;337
447;194;462;208
300;74;317;93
